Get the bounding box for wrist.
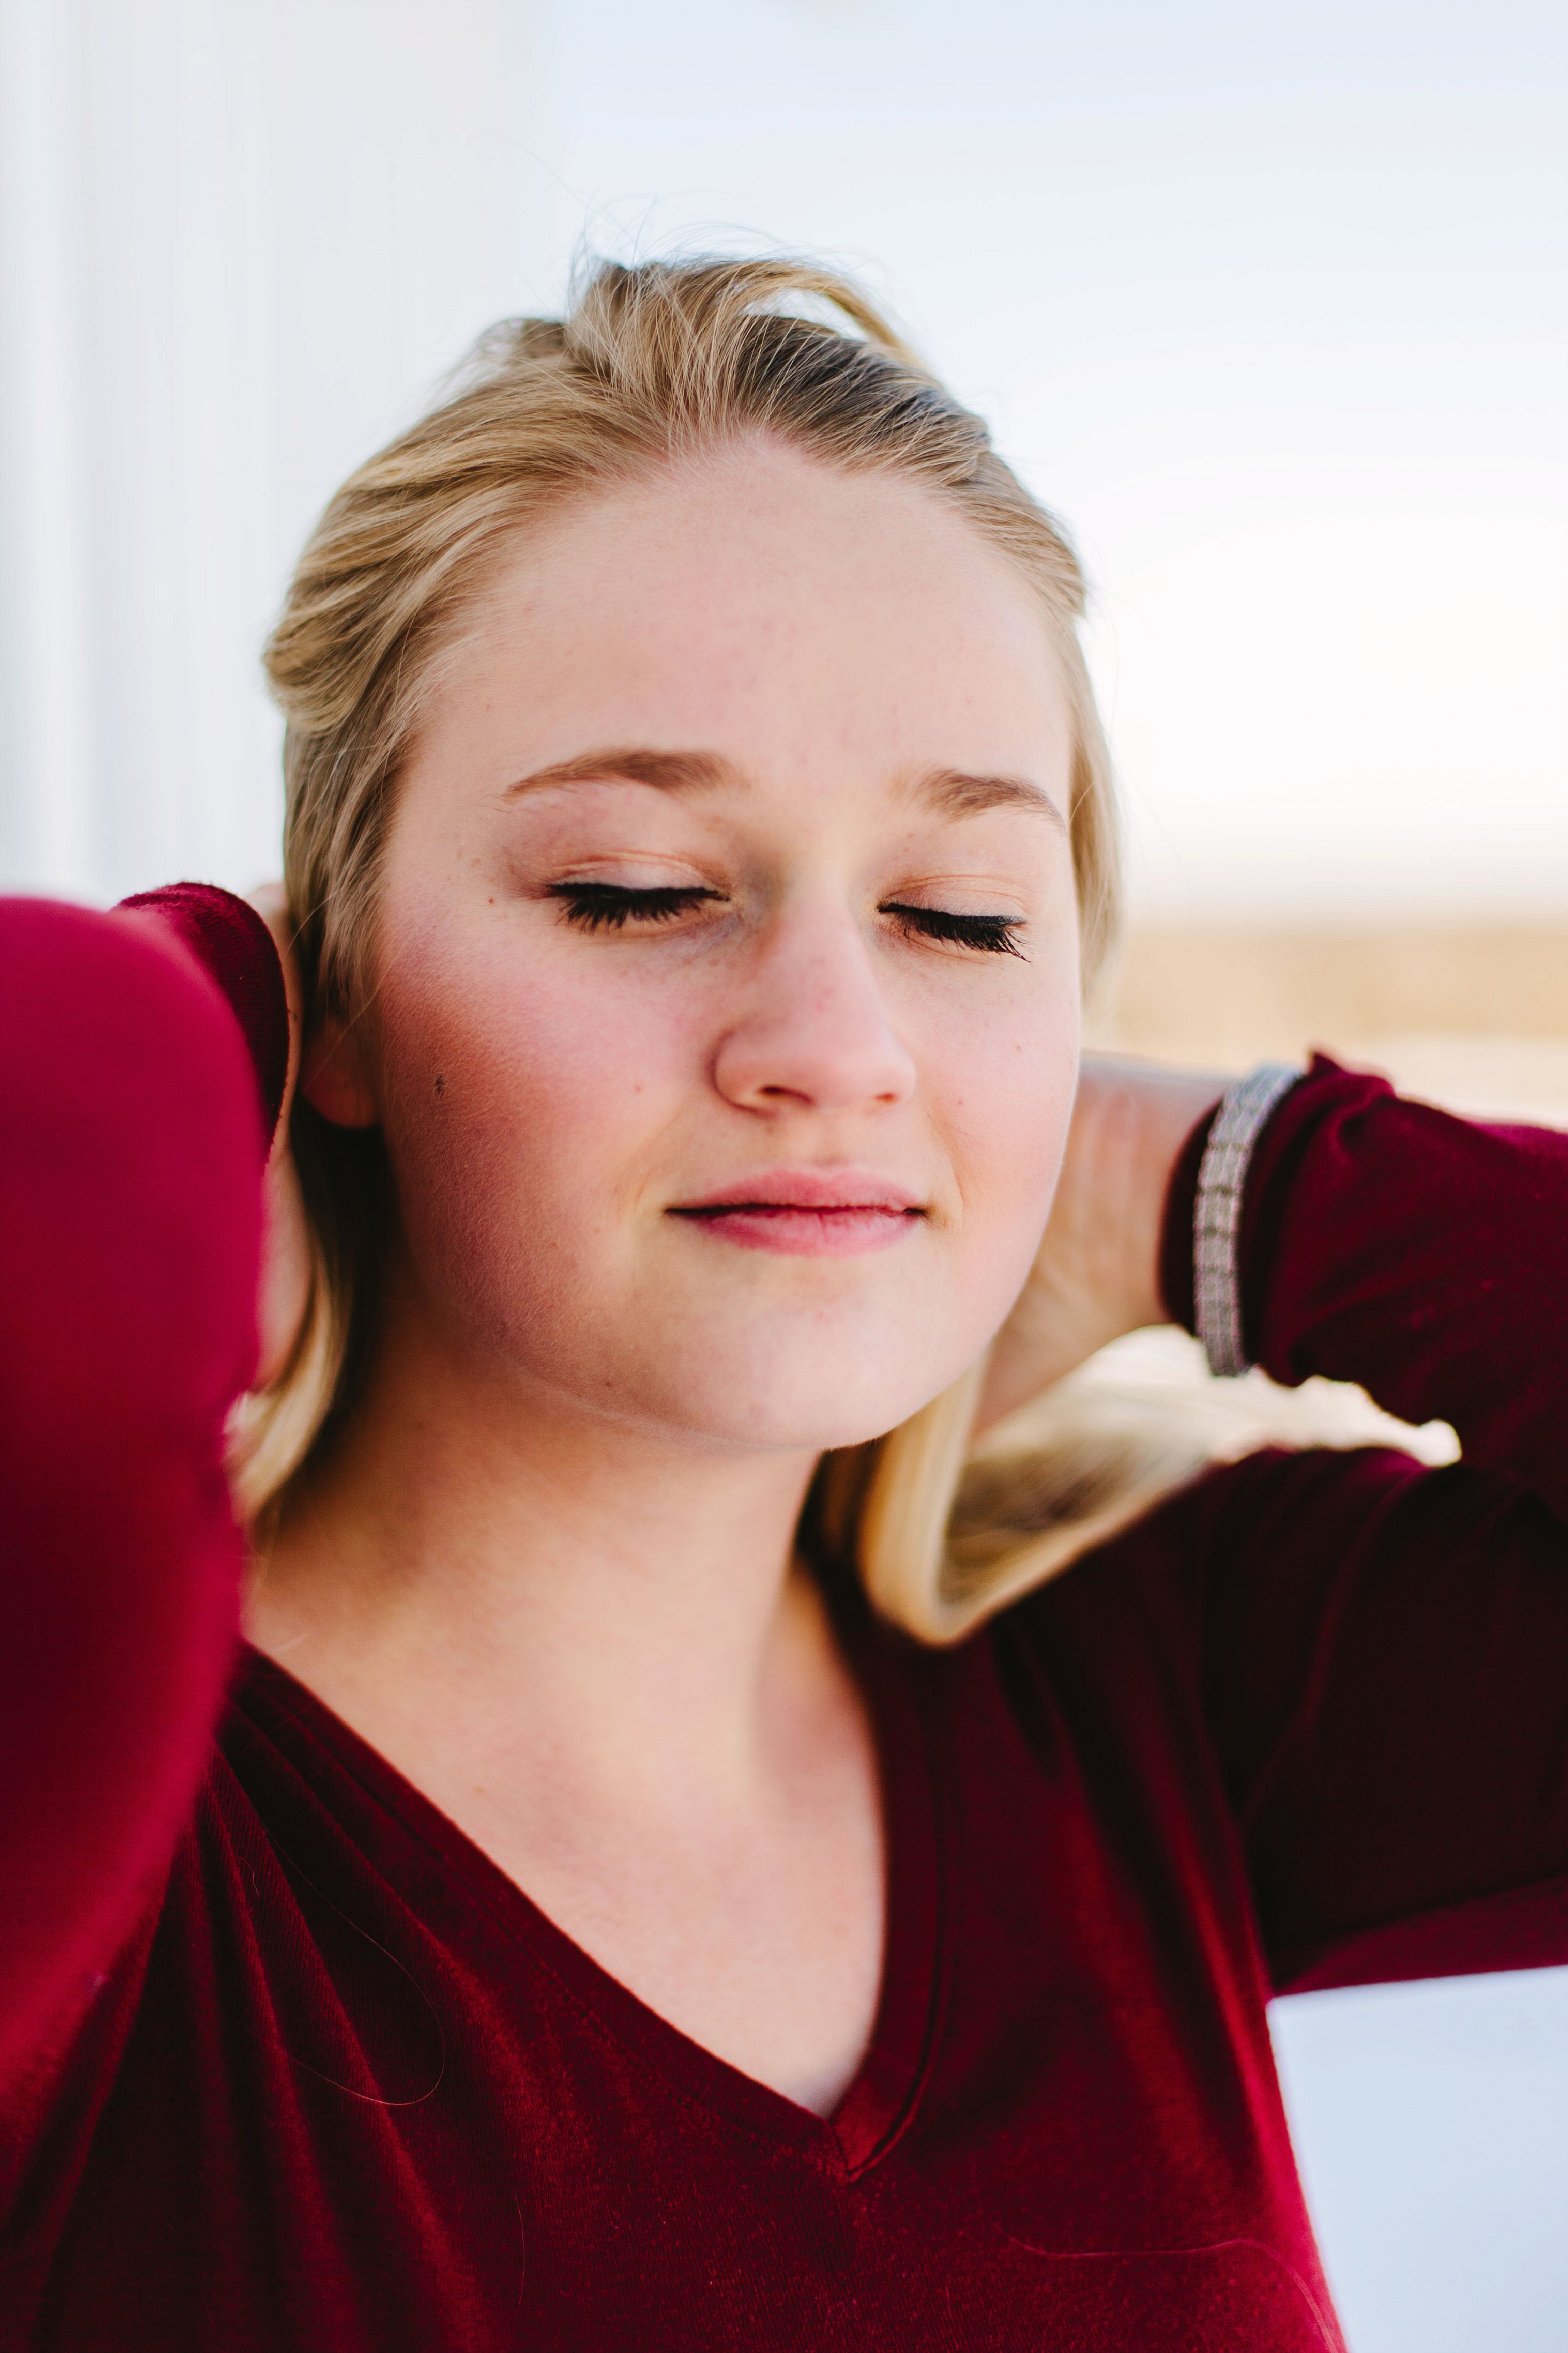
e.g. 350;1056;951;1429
1077;1057;1231;1335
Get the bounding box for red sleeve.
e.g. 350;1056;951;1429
117;883;290;1142
1161;1061;1568;1991
0;893;272;2089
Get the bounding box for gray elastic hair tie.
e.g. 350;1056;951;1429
1193;1062;1301;1379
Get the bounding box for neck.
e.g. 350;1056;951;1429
249;1295;833;1803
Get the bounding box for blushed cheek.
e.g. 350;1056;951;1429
375;955;675;1318
961;1018;1078;1301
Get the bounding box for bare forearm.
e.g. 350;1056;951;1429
976;1055;1230;1430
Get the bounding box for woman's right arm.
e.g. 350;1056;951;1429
0;894;280;2089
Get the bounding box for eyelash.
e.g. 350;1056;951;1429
547;882;1025;956
547;883;720;931
883;903;1025;958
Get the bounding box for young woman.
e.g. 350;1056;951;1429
2;257;1563;2352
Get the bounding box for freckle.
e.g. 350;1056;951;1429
435;1075;445;1097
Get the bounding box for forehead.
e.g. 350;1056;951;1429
432;438;1073;792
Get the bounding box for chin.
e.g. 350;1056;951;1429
636;1329;975;1457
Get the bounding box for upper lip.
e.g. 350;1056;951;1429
672;1168;926;1213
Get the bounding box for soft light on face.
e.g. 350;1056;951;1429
327;437;1083;1455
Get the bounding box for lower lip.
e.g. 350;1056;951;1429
671;1206;922;1257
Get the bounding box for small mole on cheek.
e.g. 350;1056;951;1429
435;1074;445;1098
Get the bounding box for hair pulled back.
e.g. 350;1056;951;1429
241;254;1132;1639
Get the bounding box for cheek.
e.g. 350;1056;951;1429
373;942;688;1290
934;980;1081;1262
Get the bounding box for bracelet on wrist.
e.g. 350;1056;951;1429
1193;1062;1301;1379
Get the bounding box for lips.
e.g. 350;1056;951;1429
668;1168;926;1258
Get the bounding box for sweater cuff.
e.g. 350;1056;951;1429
117;884;289;1144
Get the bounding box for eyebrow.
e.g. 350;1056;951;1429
504;746;1069;833
905;765;1069;833
504;747;740;799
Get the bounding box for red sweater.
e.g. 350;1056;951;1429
2;890;1564;2353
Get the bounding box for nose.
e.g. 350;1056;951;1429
712;894;918;1116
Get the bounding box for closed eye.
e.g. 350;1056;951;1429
881;902;1026;957
548;882;724;931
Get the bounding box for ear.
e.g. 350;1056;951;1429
301;1014;380;1129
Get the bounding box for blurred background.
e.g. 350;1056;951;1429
1;0;1564;2341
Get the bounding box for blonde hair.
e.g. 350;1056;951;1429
234;253;1141;1636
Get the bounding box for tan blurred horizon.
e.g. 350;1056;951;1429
1086;925;1568;1127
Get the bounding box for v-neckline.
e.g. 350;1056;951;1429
231;1592;950;2180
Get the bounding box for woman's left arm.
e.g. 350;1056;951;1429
998;1053;1567;1990
1162;1058;1568;1990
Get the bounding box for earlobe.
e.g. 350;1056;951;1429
301;1017;380;1129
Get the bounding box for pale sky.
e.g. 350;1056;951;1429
510;0;1568;918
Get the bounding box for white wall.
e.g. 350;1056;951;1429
0;0;519;903
1272;1969;1568;2353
